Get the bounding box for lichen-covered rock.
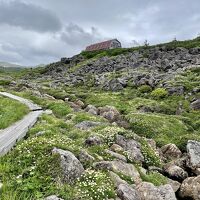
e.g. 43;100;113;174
52;148;84;183
179;175;200;199
105;149;127;162
109;171;127;188
75;121;103;130
167;178;181;192
93;160;141;184
74;99;85;108
44;195;64;200
85;104;98;115
117;184;141;200
110;143;124;152
79;150;95;164
161;143;182;160
136;182;176;200
187;140;200;171
85;135;103;146
99;106;120;122
163;164;188;181
116;135;144;163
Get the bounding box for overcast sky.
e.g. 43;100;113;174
0;0;200;66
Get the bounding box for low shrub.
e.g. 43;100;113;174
151;88;168;99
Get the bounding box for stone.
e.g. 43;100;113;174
93;160;141;184
179;175;200;200
52;148;84;183
110;144;124;152
136;182;176;200
75;121;103;130
44;195;64;200
167;178;181;192
163;164;188;181
35;131;46;137
79;150;95;164
85;135;103;146
117;184;141;200
109;171;127;188
85;105;98;115
43;94;55;100
99;106;120;122
161;143;182;160
105;149;127;162
68;101;82;112
74;99;84;108
187;140;200;170
116;135;144;163
191;99;200;110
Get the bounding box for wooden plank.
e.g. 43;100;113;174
0;110;43;156
0;92;43;156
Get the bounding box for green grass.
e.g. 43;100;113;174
0;96;29;129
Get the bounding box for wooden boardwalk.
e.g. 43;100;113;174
0;92;43;156
0;92;42;111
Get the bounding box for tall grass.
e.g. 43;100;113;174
0;96;29;129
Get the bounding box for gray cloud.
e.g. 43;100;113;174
61;23;104;47
0;0;62;32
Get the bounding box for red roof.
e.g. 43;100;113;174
85;39;117;51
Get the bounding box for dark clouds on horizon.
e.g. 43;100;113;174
0;0;200;66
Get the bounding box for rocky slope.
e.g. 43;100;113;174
0;39;200;200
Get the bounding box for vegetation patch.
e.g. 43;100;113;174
0;96;29;129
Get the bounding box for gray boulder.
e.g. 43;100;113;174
161;143;182;160
117;184;141;200
85;135;103;146
79;150;95;164
94;160;141;184
163;164;188;181
136;182;177;200
187;140;200;170
99;106;120;122
52;148;84;183
179;175;200;200
109;171;128;188
105;149;127;162
75;121;103;130
116;135;144;163
85;104;98;115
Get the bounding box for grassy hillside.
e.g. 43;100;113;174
0;37;200;199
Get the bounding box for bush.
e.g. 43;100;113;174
151;88;168;99
138;85;152;93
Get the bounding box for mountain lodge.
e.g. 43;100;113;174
85;39;121;52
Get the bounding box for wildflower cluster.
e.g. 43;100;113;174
97;126;125;145
75;170;116;200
